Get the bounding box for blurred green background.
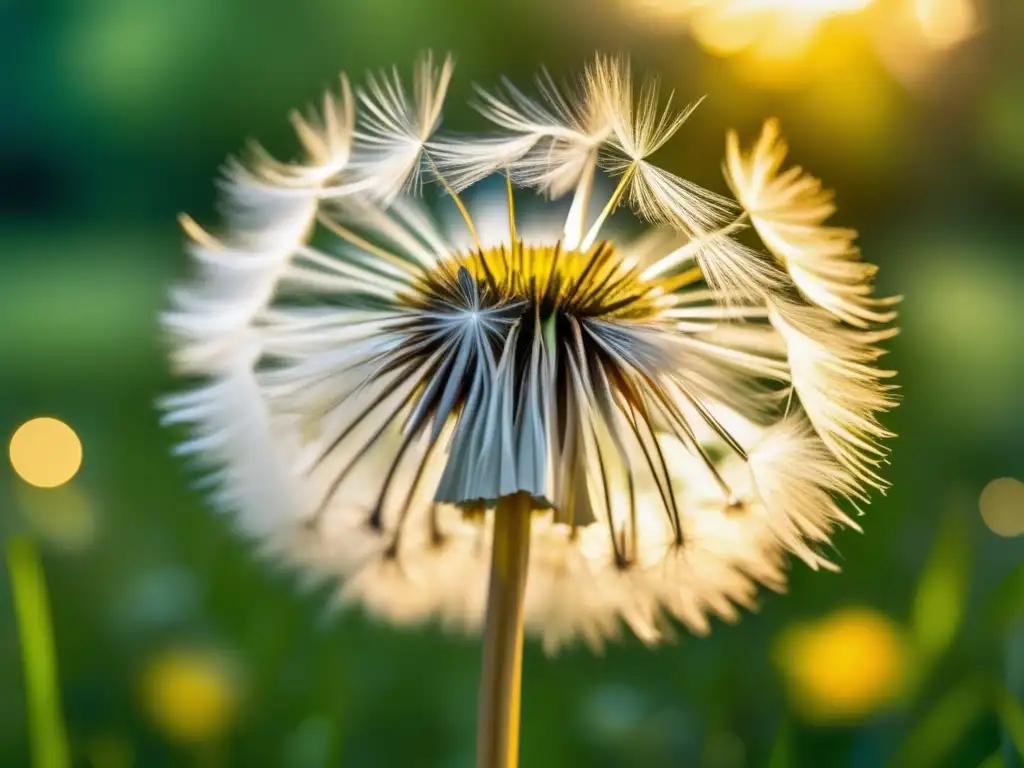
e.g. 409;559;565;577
3;0;1024;765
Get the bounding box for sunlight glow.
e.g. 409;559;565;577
625;0;979;89
914;0;978;49
722;0;871;15
689;0;875;61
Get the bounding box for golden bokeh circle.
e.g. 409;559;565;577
979;477;1024;538
140;648;240;744
8;417;83;488
775;606;905;723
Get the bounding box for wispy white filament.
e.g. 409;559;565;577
725;119;900;327
162;54;899;653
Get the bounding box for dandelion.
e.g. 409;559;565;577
160;54;898;767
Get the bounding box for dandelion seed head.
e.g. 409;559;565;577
161;54;898;652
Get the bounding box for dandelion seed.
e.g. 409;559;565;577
161;53;898;768
725;120;901;327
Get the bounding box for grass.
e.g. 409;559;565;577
7;534;70;768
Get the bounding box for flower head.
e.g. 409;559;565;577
161;55;898;652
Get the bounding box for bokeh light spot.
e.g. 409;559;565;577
15;484;97;552
140;647;241;745
9;417;83;488
980;78;1024;184
775;607;906;723
909;249;1024;438
689;8;764;56
979;478;1024;538
914;0;977;49
84;733;135;768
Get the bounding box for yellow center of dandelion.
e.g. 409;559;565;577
360;239;709;559
407;241;699;320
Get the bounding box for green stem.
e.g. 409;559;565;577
476;492;532;768
6;535;70;768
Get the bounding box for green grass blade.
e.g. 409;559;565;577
911;507;971;669
888;677;989;768
985;561;1024;633
6;535;71;768
997;688;1024;761
767;722;792;768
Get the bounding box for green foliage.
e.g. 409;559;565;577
889;678;990;768
911;507;972;672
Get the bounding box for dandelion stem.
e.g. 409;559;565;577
6;535;70;768
476;491;532;768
